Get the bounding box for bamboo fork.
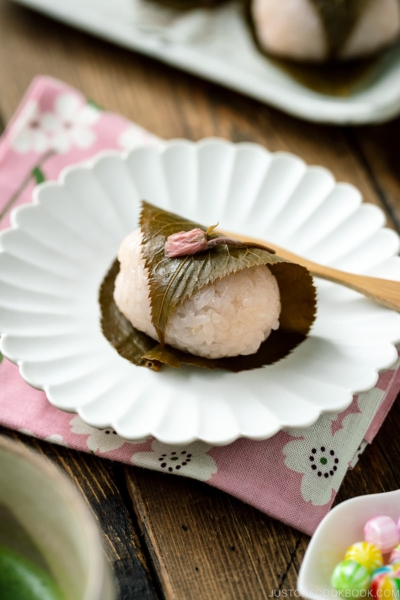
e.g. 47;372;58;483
222;229;400;312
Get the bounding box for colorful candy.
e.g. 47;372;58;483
390;545;400;565
331;560;371;596
328;515;400;596
365;516;400;553
371;573;400;599
372;565;395;580
345;542;383;573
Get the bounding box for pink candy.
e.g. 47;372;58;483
389;544;400;565
331;516;400;597
364;516;400;554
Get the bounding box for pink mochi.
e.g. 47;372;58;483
364;516;399;554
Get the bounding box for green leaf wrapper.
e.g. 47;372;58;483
310;0;370;59
140;201;314;346
99;260;161;371
99;201;317;372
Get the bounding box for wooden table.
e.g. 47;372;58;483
1;1;400;598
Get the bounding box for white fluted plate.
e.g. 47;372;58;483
1;139;400;445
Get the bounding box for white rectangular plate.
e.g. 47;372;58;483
10;0;400;124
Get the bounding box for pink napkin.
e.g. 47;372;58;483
1;76;399;535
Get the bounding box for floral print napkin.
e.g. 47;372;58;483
1;76;399;535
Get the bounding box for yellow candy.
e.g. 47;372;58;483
371;573;400;599
345;542;383;574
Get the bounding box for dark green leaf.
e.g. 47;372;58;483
0;351;3;364
32;167;45;185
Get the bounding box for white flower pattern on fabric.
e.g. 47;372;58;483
118;125;158;152
357;387;385;417
44;434;67;446
70;416;147;453
350;440;368;469
283;383;388;507
283;415;356;506
132;439;217;481
10;95;100;155
11;101;50;154
283;413;364;506
17;429;67;447
17;428;34;436
41;93;100;153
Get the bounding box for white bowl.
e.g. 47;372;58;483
0;435;115;600
298;489;400;600
1;138;400;445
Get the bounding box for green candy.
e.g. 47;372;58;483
0;545;65;600
331;559;371;596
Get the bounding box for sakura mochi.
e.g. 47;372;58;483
248;0;400;63
114;228;281;359
107;201;316;372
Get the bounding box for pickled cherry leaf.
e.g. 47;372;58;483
99;202;317;373
309;0;370;58
99;257;316;372
100;257;316;372
141;327;309;372
140;201;315;347
99;260;160;370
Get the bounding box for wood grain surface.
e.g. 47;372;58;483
0;1;400;599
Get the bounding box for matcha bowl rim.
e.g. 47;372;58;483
0;434;116;600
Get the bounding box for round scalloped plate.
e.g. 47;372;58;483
1;138;400;445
